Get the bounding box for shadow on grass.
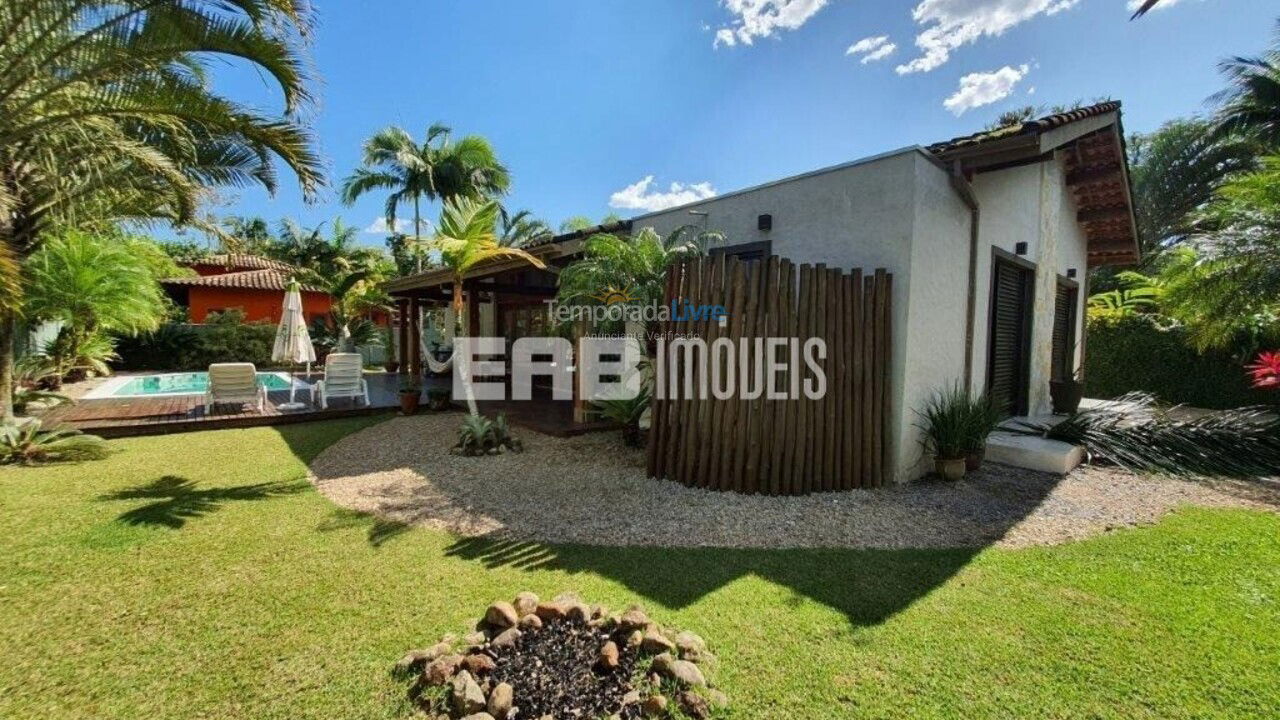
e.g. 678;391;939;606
317;508;411;548
443;537;980;627
98;475;306;529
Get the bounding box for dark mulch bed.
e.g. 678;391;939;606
490;616;642;719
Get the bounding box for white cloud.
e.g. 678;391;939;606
943;64;1030;115
609;176;718;213
846;35;898;64
897;0;1079;74
362;217;427;235
713;0;830;48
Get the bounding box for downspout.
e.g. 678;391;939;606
947;161;981;392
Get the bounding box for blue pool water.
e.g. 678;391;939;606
111;372;292;397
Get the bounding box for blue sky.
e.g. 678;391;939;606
197;0;1273;247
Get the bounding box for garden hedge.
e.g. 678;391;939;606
113;311;282;372
1085;316;1276;409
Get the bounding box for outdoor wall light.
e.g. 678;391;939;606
758;214;773;231
1015;241;1028;255
1067;268;1077;278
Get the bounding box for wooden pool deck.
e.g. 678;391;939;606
38;372;613;439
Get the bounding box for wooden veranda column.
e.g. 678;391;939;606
409;296;422;377
466;282;481;337
396;298;410;374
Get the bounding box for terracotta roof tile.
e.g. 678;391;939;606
162;268;322;293
192;253;297;272
927;101;1122;155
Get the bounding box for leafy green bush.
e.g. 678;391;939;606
1085;316;1275;409
113;310;280;371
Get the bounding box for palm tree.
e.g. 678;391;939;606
0;0;322;419
24;230;169;381
498;208;553;248
557;225;717;310
427;197;545;415
1130;1;1162;18
340;124;510;271
1127;119;1257;261
1215;28;1280;149
272;218;374;276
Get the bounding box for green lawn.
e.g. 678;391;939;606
1;418;1277;719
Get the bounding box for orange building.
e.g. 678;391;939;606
161;254;332;324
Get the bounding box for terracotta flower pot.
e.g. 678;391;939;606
935;457;966;481
399;392;420;416
385;360;400;373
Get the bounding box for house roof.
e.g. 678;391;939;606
161;268;322;293
383;220;633;296
926;101;1123;156
928;101;1140;267
192;253;297;272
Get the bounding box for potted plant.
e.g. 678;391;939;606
398;376;421;415
917;385;973;481
964;393;1002;472
591;385;653;448
1049;367;1085;415
426;386;452;412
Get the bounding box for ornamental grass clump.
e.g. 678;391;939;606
1017;392;1280;479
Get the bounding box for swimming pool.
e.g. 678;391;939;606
87;372;298;399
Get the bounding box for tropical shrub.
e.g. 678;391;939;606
0;421;109;465
451;413;523;456
1015;392;1280;479
1084;315;1276;409
592;385;652;448
114;312;278;371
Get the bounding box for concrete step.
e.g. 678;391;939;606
985;416;1085;474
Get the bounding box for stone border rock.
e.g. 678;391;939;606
398;592;726;720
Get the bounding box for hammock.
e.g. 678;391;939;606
419;318;455;373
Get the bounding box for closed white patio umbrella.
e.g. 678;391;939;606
272;280;317;410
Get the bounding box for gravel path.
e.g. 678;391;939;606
308;414;1280;549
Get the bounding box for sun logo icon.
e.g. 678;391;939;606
593;285;637;305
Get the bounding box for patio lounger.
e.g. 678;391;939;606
311;353;369;409
204;363;266;414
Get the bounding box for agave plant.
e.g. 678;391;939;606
450;413;523;457
1014;392;1280;479
0;421;108;465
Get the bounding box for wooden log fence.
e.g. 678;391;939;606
646;255;892;494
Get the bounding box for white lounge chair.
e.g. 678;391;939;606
204;363;266;414
311;353;369;409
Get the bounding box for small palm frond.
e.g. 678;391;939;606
0;420;109;465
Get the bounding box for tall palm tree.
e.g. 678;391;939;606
340;124;510;271
1130;1;1162;18
428;197;545;415
0;0;322;419
1215;29;1280;149
271;218;373;276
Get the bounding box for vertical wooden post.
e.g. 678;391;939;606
573;319;589;425
396;298;410;374
408;296;422;377
467;283;482;337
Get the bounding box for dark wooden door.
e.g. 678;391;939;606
987;257;1034;417
1051;281;1079;382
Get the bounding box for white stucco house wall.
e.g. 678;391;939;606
627;102;1139;481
